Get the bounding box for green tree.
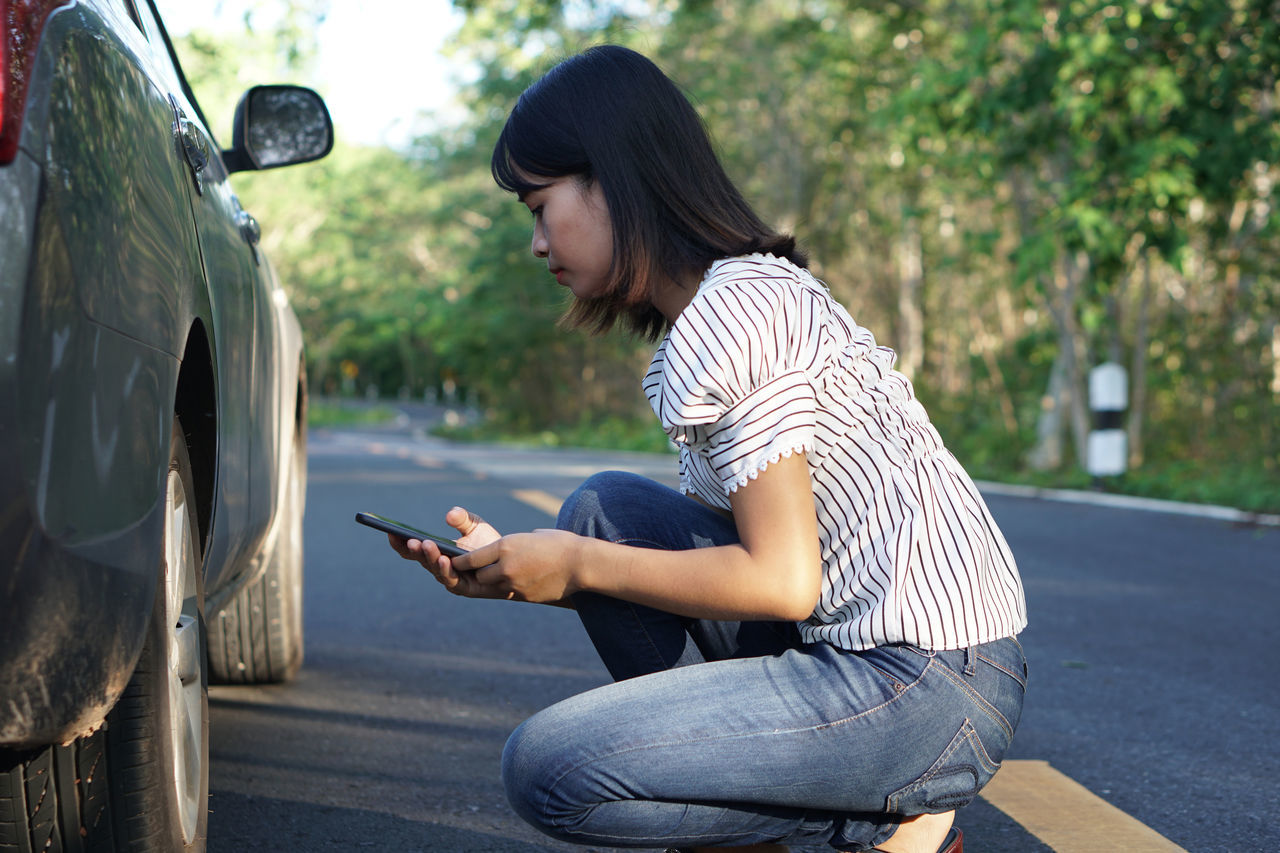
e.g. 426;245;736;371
913;0;1278;486
170;0;1279;509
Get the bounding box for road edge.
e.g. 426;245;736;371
975;480;1280;527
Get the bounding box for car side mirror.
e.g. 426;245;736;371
223;85;334;173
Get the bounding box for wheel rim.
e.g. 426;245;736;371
164;466;204;844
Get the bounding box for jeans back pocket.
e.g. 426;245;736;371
885;718;1001;814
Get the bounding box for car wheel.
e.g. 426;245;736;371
0;418;209;852
207;422;305;683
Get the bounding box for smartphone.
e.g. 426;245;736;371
354;511;468;558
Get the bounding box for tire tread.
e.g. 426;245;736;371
0;733;117;853
206;428;304;685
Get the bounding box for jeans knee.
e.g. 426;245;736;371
556;470;647;538
501;718;553;831
505;713;611;845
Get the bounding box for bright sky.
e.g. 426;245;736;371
159;0;467;149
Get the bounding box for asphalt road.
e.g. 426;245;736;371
205;418;1279;852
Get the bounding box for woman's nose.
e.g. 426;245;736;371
531;223;548;258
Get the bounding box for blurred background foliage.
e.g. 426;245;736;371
172;0;1279;512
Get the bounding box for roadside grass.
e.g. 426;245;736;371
960;460;1280;515
942;433;1279;515
308;400;401;428
1099;459;1280;515
433;414;675;455
453;417;1277;514
317;400;1278;515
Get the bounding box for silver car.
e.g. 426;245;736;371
1;1;331;850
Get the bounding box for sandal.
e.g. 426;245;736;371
936;827;963;853
872;826;963;853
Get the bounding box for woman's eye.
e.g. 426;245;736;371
530;206;543;220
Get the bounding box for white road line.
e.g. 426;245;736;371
976;480;1280;527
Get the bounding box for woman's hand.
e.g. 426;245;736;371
388;507;583;605
445;505;501;551
387;506;503;597
455;529;584;604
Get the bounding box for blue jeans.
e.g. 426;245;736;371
502;472;1027;851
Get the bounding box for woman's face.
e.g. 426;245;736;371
521;176;613;300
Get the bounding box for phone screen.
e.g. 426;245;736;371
354;512;468;557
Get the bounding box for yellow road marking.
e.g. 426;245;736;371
980;760;1186;852
512;489;563;519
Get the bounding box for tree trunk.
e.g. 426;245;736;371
1027;346;1068;471
896;196;924;381
1127;252;1153;468
396;326;418;397
969;309;1019;436
1027;249;1092;470
1009;162;1083;471
1058;251;1092;468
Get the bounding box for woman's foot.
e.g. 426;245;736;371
873;811;958;853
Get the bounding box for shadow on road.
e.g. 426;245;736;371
207;790;572;852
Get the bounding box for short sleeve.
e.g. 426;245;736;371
647;265;818;494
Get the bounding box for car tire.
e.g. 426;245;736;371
0;418;209;852
207;422;305;684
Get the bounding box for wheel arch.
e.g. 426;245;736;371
294;356;308;443
174;321;216;556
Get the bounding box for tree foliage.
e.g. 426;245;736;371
173;0;1280;510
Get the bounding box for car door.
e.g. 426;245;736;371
130;0;268;587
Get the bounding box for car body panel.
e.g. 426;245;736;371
0;0;316;748
179;133;266;591
44;14;203;357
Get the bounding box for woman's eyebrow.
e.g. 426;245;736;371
516;180;552;204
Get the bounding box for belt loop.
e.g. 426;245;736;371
963;645;977;677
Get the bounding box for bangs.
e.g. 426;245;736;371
491;82;591;196
491;131;555;197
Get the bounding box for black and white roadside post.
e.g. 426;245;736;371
1087;362;1128;488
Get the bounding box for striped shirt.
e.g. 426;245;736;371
643;254;1027;652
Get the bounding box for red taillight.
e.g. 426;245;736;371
1;0;68;164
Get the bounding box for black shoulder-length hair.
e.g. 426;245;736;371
491;44;807;341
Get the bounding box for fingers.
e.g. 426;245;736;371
399;535;444;573
446;507;503;551
383;509;518;601
386;532;412;558
446;505;484;537
395;536;462;588
393;529;507;599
